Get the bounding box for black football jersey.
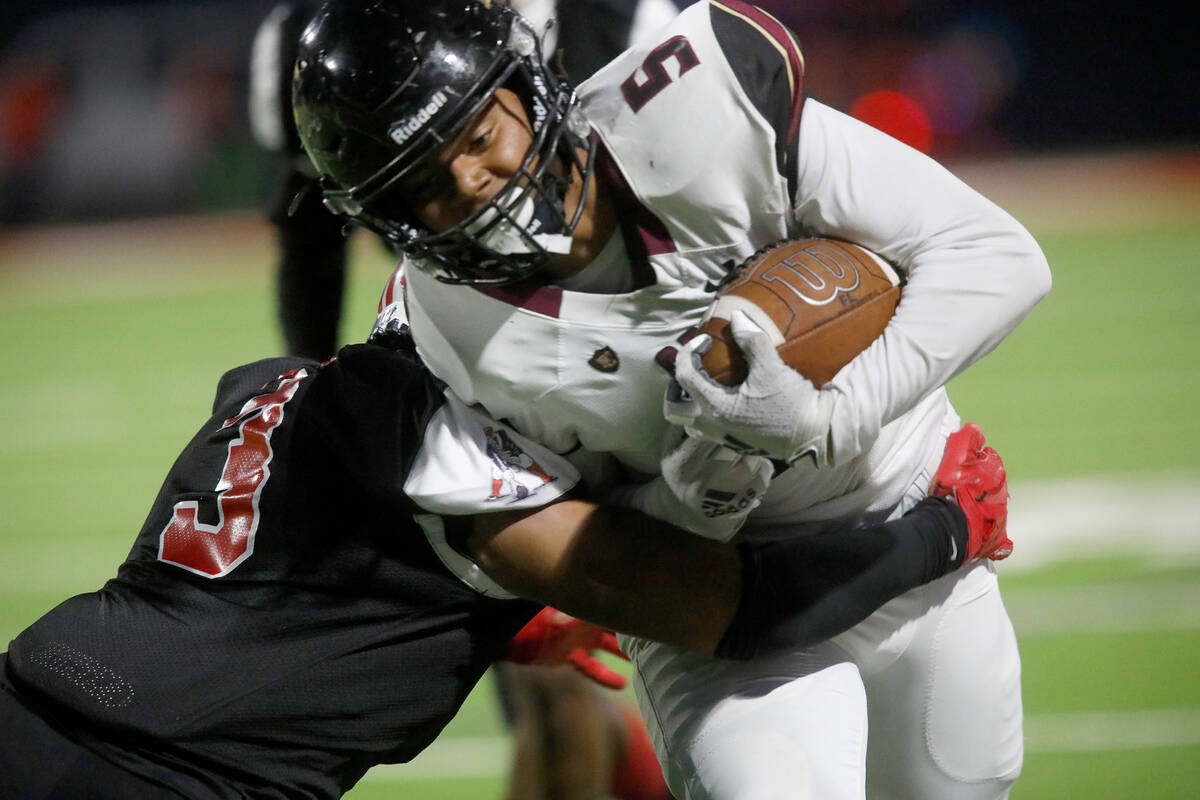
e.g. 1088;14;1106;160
4;341;577;799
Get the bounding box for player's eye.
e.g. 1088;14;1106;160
468;126;492;153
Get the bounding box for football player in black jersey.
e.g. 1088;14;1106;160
1;328;1006;799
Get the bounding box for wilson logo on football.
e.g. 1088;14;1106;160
697;238;901;387
763;243;862;306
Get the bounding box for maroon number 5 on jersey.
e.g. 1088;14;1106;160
620;36;700;113
158;369;308;577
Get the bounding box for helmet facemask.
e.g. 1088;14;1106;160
312;5;595;286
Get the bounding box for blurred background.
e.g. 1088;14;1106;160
1;0;1196;224
1;2;1198;799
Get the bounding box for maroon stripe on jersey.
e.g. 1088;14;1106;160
713;0;805;142
475;282;564;317
596;143;676;257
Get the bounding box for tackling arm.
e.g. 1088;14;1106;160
470;499;741;654
469;496;966;658
469;420;1010;658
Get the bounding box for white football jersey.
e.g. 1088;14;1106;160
397;0;1049;533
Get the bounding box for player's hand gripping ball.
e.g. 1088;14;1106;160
657;238;903;463
698;238;902;386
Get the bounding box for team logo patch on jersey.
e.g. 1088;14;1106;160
588;346;620;373
484;427;557;503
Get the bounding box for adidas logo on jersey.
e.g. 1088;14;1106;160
700;487;758;518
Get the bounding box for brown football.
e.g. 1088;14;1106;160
699;238;902;386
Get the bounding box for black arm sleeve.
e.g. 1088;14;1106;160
716;497;968;659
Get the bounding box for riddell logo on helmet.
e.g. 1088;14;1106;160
389;91;448;146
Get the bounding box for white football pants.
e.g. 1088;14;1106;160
620;422;1024;800
622;559;1022;800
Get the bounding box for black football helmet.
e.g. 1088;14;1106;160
292;0;595;284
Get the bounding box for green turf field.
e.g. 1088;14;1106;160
1;156;1197;798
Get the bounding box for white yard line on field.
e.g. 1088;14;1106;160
1024;708;1200;753
1003;473;1200;573
1003;582;1200;636
366;705;1200;783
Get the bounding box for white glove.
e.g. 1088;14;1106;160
664;311;840;467
612;428;772;541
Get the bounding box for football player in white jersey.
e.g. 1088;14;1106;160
293;1;1050;798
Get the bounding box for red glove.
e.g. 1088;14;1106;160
504;608;629;690
930;423;1013;561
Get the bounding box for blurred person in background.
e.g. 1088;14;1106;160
248;2;688;798
0;57;66;222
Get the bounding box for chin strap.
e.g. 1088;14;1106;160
468;184;575;257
